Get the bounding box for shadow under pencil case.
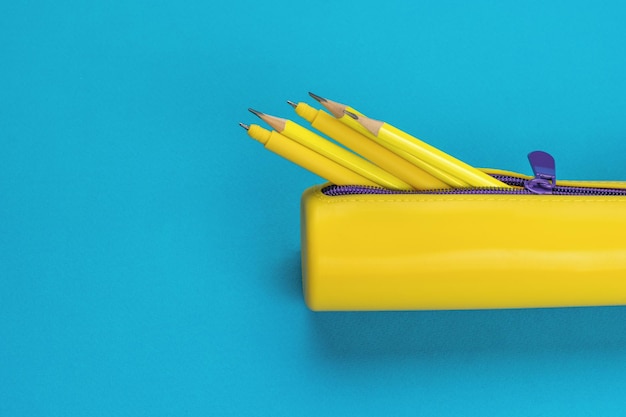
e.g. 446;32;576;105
300;151;626;311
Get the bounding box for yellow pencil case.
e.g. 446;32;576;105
301;152;626;311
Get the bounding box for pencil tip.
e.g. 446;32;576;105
286;100;297;108
344;110;358;120
308;92;327;103
239;122;249;130
248;108;264;118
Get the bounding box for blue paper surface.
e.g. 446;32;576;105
2;0;626;415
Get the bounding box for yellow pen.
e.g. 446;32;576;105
308;93;469;188
240;123;378;187
288;101;449;190
344;111;511;188
248;108;413;190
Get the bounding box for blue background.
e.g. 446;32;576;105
3;0;626;415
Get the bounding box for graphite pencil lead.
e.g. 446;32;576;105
239;122;250;130
286;100;297;108
248;108;264;118
344;110;359;120
308;92;327;103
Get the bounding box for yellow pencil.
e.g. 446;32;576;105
344;111;511;188
308;93;469;188
288;101;449;190
240;123;378;187
248;108;413;190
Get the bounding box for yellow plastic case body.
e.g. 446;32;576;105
301;174;626;311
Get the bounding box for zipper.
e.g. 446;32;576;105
322;151;626;197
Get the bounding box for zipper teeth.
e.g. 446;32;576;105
322;185;531;196
553;186;626;195
491;175;526;186
494;175;626;195
322;175;626;197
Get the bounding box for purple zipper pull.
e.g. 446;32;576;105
525;151;556;194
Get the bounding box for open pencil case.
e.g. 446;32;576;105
301;151;626;311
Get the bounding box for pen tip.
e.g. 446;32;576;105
344;110;358;120
239;122;250;130
308;92;327;103
286;100;297;108
248;108;264;118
